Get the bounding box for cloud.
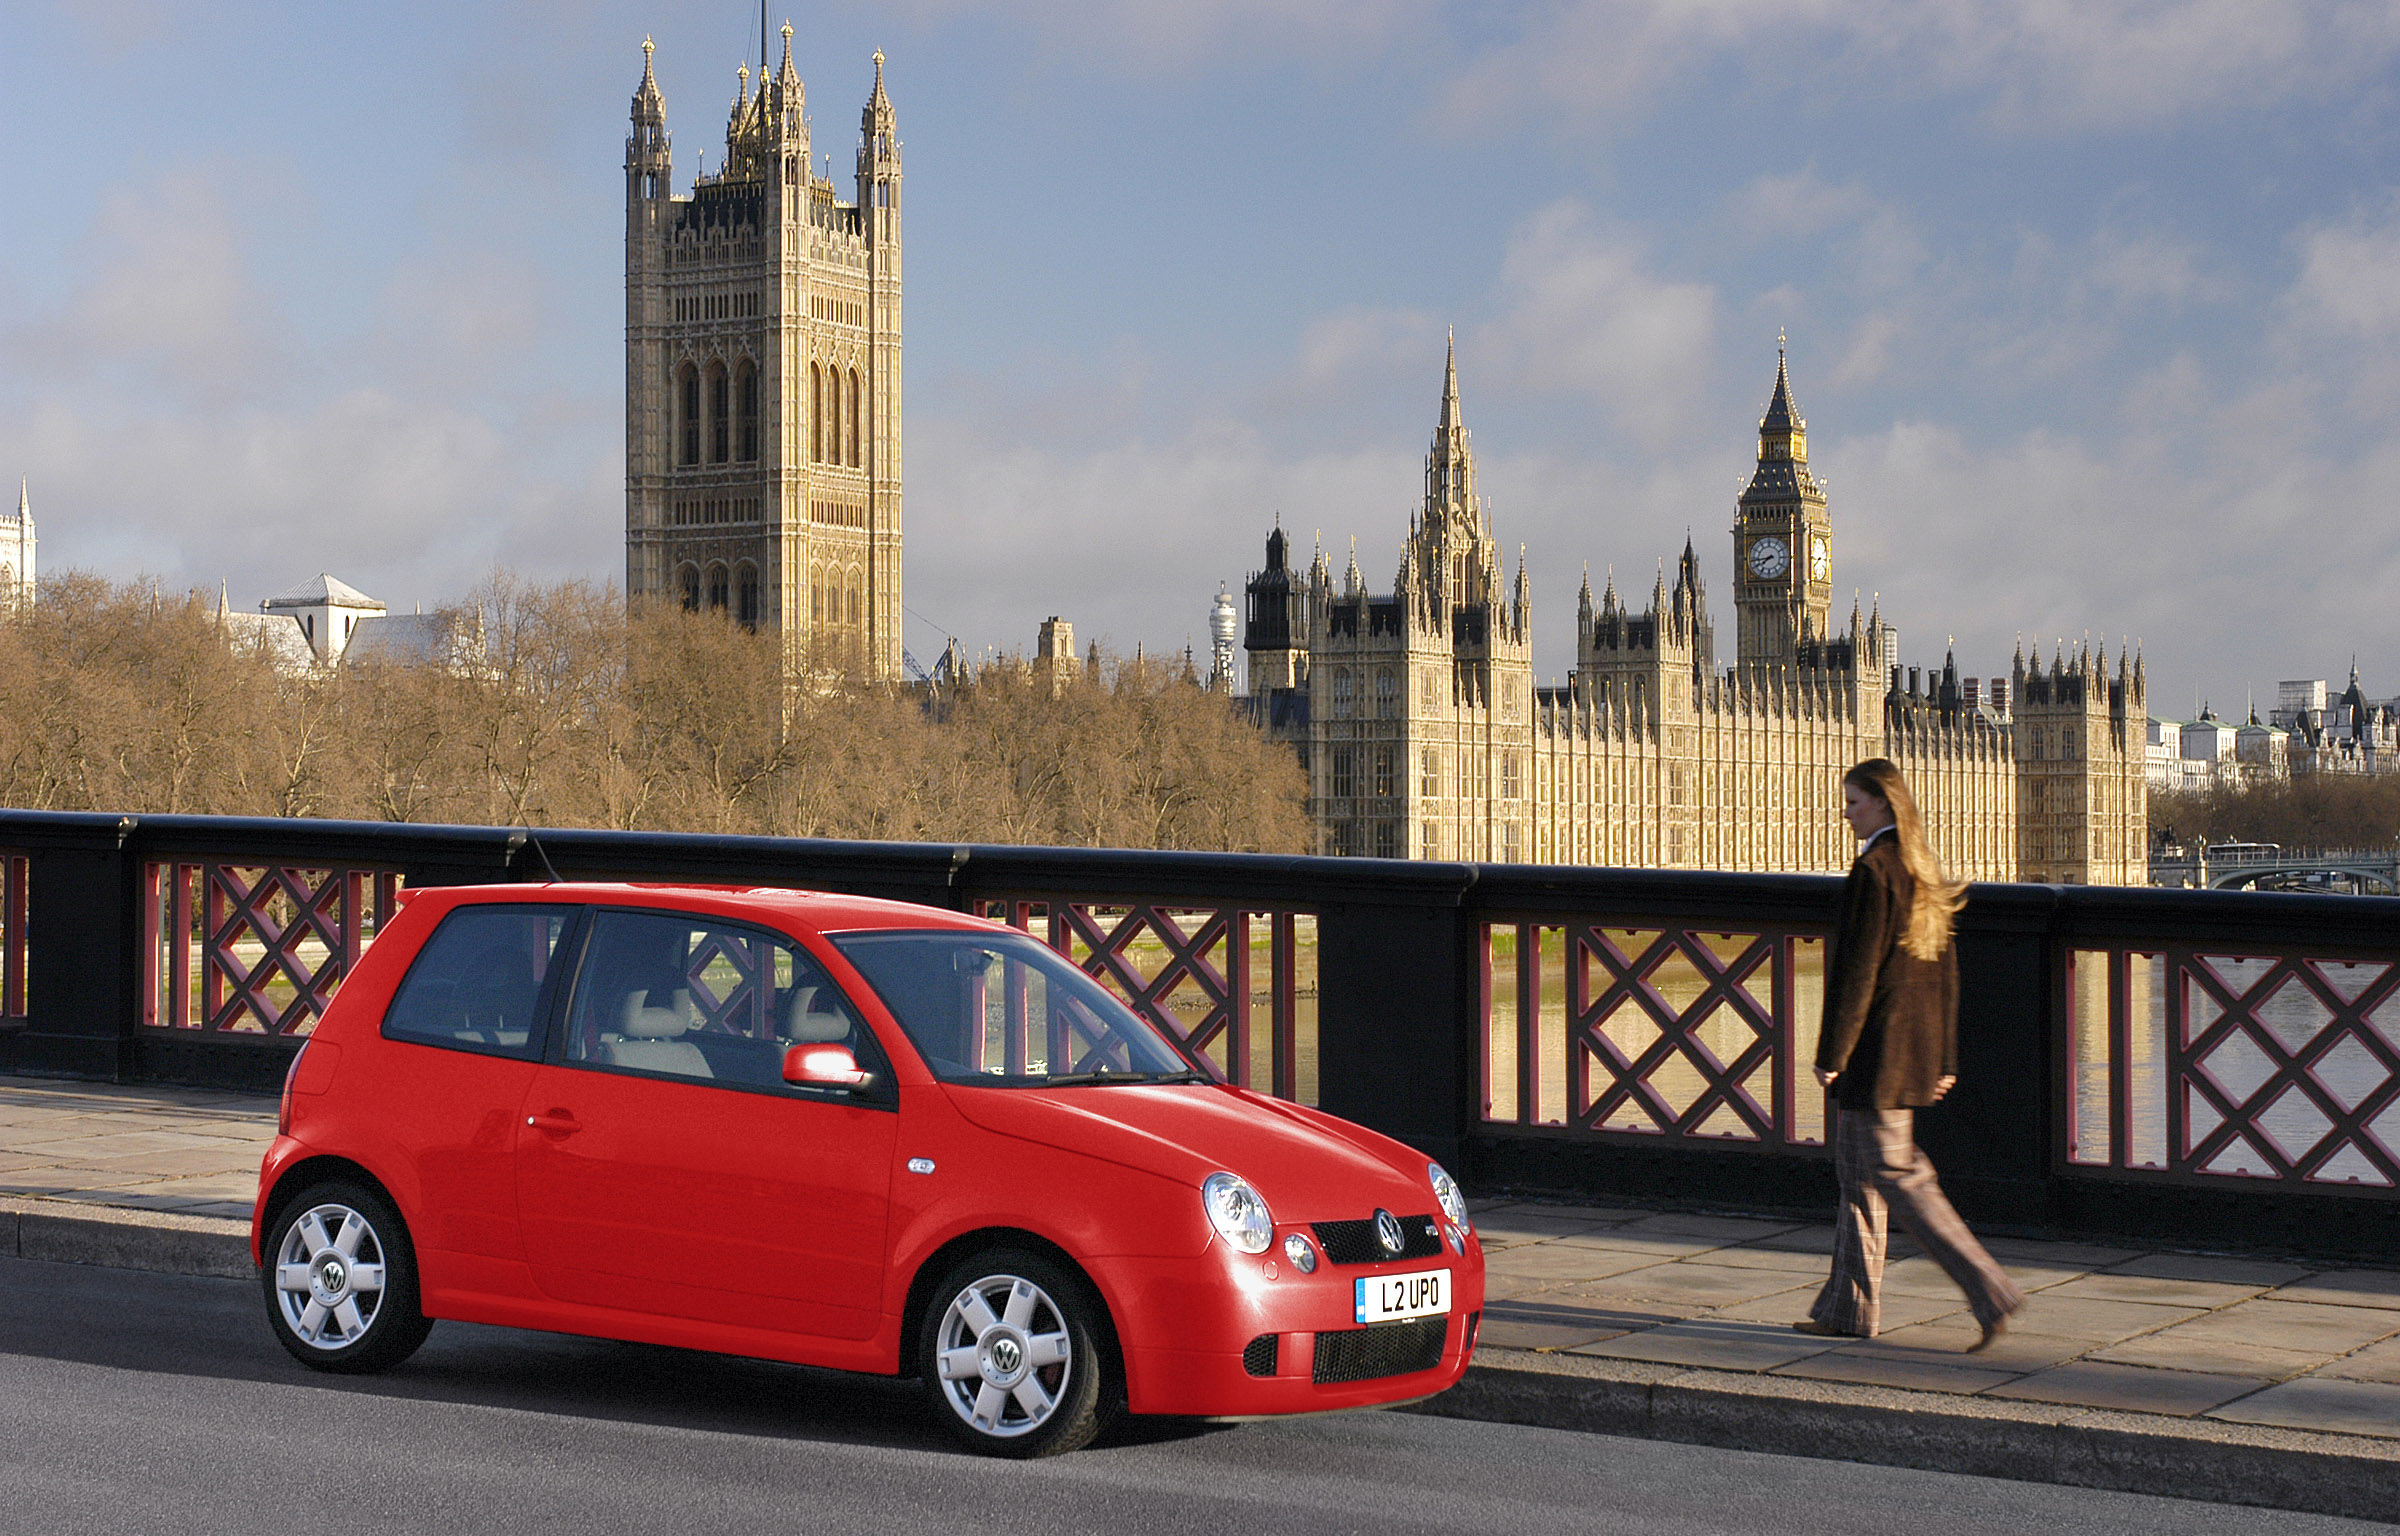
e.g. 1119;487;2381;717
1478;201;1719;446
862;0;1435;71
905;414;1415;661
3;166;291;400
3;389;616;607
2290;200;2400;336
1442;1;2400;135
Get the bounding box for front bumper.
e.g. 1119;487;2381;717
1097;1230;1486;1417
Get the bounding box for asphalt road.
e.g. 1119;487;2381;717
0;1255;2389;1536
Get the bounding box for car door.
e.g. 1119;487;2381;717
375;902;579;1274
514;906;898;1343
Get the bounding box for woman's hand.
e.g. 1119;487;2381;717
1930;1074;1956;1102
1813;1067;1838;1088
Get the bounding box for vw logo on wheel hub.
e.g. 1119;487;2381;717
979;1328;1029;1386
1374;1209;1405;1256
316;1259;347;1296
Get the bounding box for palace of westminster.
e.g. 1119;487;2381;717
611;27;2146;884
1239;342;2150;885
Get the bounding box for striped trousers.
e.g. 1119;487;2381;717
1809;1107;2024;1337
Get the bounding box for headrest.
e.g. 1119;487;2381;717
619;987;691;1039
780;985;851;1044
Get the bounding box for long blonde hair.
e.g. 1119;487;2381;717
1845;758;1966;960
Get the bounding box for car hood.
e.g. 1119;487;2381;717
940;1081;1433;1220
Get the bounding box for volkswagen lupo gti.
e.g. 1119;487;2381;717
253;883;1485;1455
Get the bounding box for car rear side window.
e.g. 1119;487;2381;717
563;909;872;1090
382;904;576;1059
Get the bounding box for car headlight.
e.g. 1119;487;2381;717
1201;1171;1273;1254
1428;1161;1470;1234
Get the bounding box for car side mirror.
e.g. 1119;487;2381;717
784;1042;872;1092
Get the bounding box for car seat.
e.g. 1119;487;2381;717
603;985;711;1077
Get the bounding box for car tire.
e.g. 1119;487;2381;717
261;1180;433;1374
919;1248;1112;1458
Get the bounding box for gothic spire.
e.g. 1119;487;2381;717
1762;330;1798;435
632;35;665;123
1440;326;1462;435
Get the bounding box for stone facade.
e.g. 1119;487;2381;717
624;29;903;679
2;478;33;610
1245;344;2149;885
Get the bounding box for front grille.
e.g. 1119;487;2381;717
1312;1317;1447;1385
1242;1333;1280;1377
1311;1213;1444;1265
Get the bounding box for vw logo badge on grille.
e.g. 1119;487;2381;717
1374;1209;1405;1256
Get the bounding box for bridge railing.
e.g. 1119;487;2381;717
0;809;2392;1256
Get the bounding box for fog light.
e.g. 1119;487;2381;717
1282;1231;1318;1273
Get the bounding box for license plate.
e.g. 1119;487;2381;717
1355;1267;1449;1324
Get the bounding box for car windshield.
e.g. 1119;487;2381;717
829;929;1205;1087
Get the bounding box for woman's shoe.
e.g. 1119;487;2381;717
1966;1315;2008;1353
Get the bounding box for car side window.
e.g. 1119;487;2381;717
563;909;870;1090
382;904;576;1059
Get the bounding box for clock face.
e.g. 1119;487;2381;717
1747;536;1790;579
1809;535;1830;581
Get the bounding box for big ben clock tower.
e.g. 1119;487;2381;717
1733;337;1833;669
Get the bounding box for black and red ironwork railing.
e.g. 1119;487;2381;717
1481;919;1830;1149
979;897;1315;1101
2062;944;2400;1192
1;852;26;1022
1;811;2395;1255
144;861;403;1036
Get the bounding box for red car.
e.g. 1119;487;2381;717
253;882;1485;1455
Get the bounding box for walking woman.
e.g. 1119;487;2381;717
1796;758;2023;1349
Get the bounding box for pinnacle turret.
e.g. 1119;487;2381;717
632;36;665;121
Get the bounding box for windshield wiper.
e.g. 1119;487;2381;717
1041;1068;1210;1087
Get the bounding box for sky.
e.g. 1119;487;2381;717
6;1;2400;720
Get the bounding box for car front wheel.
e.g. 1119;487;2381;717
920;1248;1110;1457
261;1180;433;1374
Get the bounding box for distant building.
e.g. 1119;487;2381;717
1208;584;1238;693
623;30;904;678
1;478;33;610
212;574;479;674
1242;341;2147;884
2272;678;2328;734
2295;665;2399;775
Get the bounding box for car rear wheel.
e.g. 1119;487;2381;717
920;1248;1110;1457
262;1181;433;1374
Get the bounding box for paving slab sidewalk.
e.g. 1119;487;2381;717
3;1073;2395;1517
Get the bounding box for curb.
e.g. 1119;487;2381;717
0;1196;253;1281
7;1194;2395;1516
1413;1350;2400;1523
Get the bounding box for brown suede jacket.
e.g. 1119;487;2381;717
1815;833;1959;1109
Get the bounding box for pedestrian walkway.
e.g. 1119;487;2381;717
1471;1197;2400;1442
0;1073;271;1222
3;1072;2396;1448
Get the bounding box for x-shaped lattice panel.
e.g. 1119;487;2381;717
2174;953;2400;1187
203;866;349;1034
1567;925;1779;1140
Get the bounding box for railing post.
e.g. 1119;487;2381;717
3;817;145;1080
1915;884;2059;1226
1313;867;1477;1169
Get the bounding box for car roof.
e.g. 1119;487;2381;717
415;881;1002;936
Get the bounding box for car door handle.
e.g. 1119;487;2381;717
526;1112;581;1134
